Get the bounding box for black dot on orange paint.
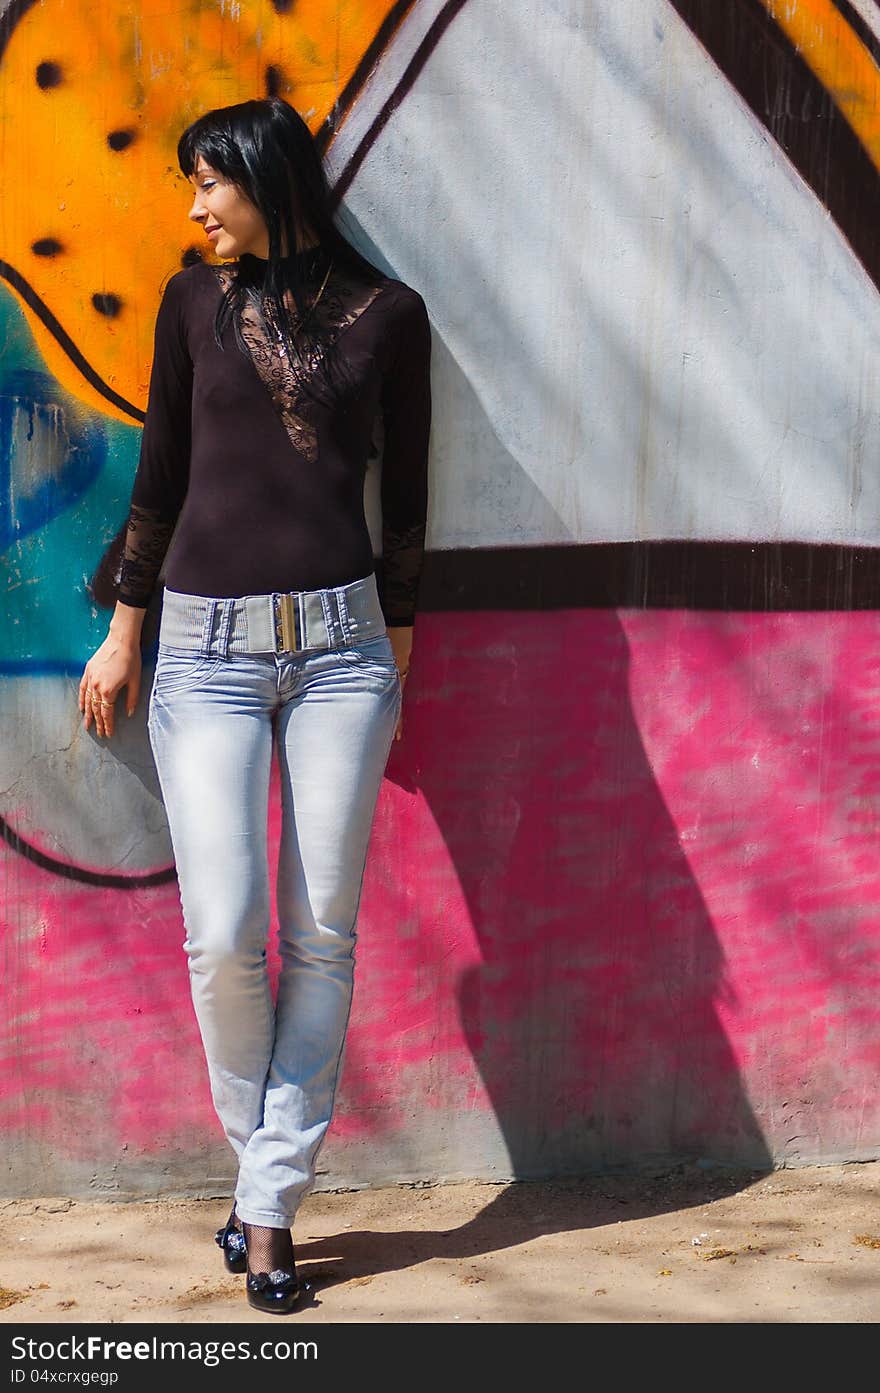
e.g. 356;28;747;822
271;1;295;14
107;129;136;152
265;65;285;97
36;61;63;89
32;238;64;256
182;248;204;267
92;293;122;318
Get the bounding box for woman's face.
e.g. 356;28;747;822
187;154;274;260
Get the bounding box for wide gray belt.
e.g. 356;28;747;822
158;571;388;656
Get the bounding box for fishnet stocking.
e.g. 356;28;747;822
242;1221;296;1279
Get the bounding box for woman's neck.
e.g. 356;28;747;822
239;242;327;283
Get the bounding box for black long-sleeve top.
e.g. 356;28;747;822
116;247;432;626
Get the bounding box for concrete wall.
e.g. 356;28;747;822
2;0;879;1198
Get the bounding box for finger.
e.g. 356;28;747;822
99;691;116;739
394;711;403;742
78;671;90;713
126;674;140;718
89;690;106;737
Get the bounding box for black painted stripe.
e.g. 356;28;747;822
0;260;144;423
668;0;880;293
408;542;880;611
331;0;471;206
0;815;176;888
315;0;416;159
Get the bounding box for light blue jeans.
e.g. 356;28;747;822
147;629;401;1228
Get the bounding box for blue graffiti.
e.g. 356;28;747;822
0;285;143;671
0;368;106;551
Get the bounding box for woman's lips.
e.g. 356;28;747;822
206;225;222;238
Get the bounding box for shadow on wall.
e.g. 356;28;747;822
393;606;774;1180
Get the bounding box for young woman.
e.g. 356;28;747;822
77;96;431;1315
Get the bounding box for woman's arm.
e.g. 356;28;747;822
378;286;432;738
80;271;194;739
116;270;195;609
378;286;432;737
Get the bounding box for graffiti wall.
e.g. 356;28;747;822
2;0;879;1198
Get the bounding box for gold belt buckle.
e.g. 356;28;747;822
274;593;300;652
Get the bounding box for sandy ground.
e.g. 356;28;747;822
0;1162;878;1324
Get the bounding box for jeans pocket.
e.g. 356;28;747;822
152;648;225;697
334;633;398;675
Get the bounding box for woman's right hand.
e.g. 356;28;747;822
78;604;146;739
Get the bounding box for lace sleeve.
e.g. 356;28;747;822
378;288;432;627
116;504;178;608
114;270;193;608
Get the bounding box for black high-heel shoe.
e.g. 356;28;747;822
246;1264;308;1315
214;1205;248;1274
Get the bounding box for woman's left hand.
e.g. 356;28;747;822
388;626;413;742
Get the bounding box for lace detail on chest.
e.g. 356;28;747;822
211;264;383;463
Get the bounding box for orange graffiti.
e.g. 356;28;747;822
0;0;413;422
758;0;880;169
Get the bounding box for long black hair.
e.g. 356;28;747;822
177;97;385;403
